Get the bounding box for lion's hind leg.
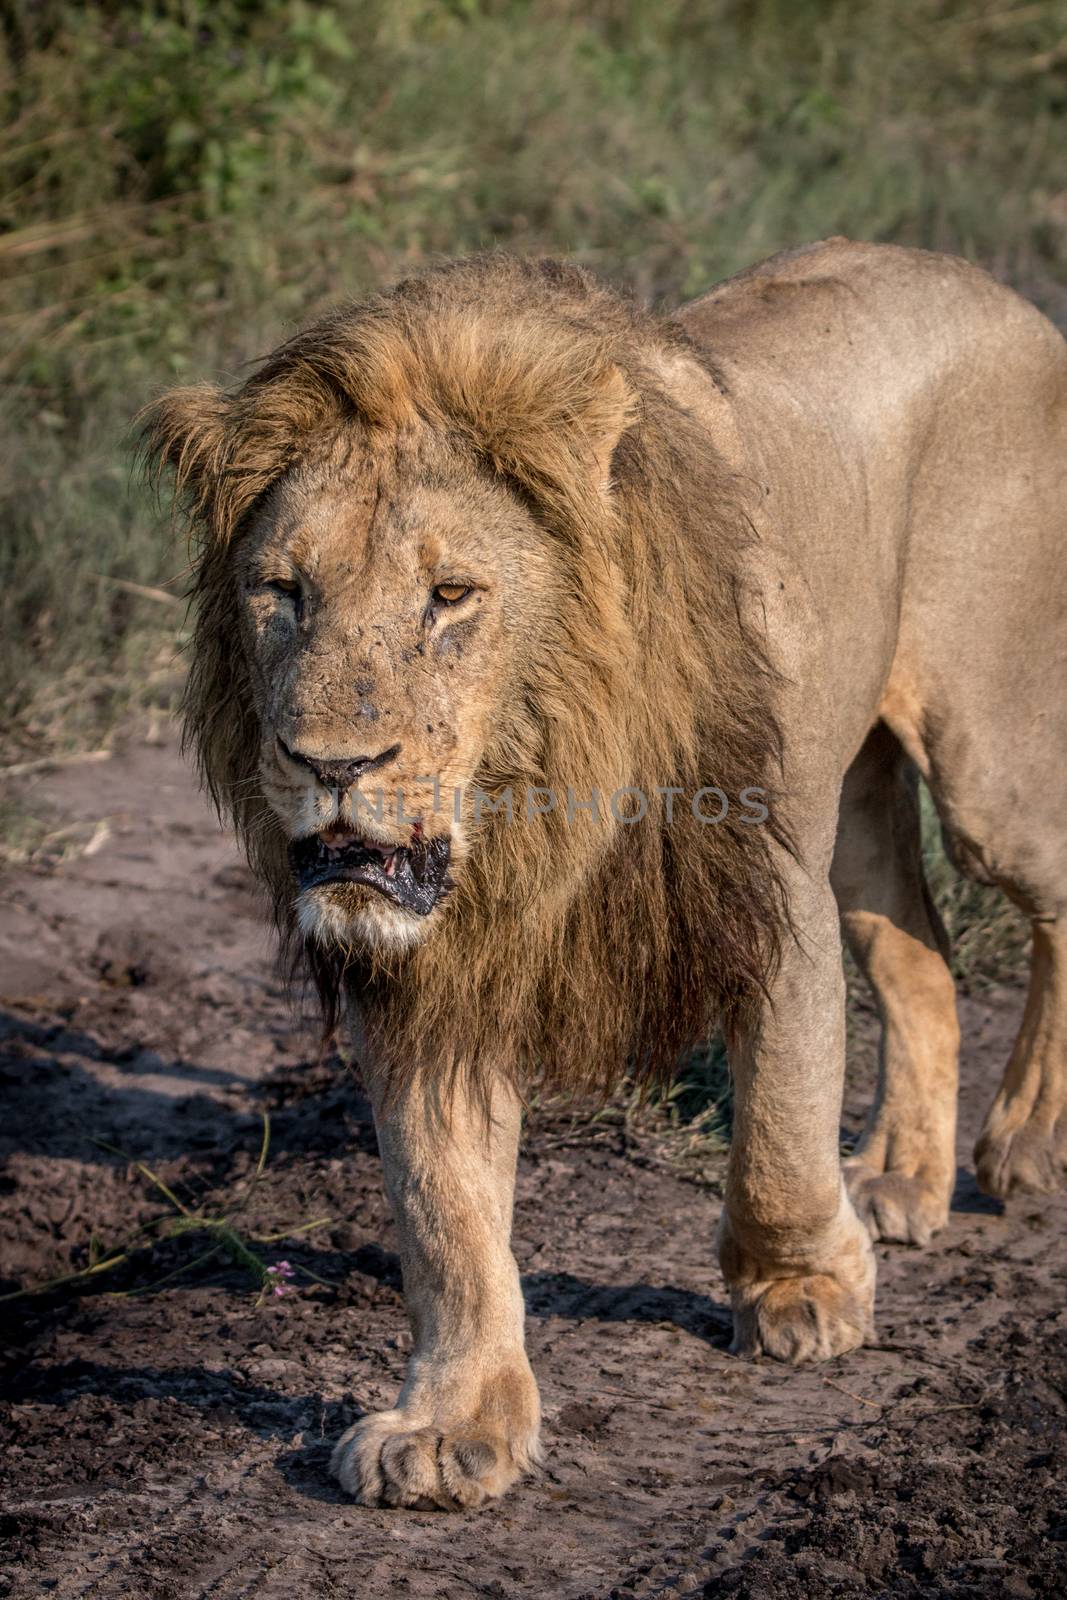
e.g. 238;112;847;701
975;919;1067;1198
831;724;961;1246
920;754;1067;1200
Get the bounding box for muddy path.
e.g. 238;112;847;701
1;739;1064;1598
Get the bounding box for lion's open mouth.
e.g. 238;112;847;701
289;824;452;916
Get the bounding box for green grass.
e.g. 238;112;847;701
3;0;1066;757
0;1112;334;1307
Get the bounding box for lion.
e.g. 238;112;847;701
144;239;1067;1511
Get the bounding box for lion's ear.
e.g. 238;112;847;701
140;383;229;517
581;363;637;492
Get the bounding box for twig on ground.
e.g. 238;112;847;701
823;1377;883;1409
232;1112;272;1214
90;573;183;607
0;1253;127;1303
0;749;110;779
90;1138;196;1216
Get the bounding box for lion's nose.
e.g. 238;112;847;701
278;737;402;791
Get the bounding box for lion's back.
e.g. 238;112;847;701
679;236;1067;412
679;237;1067;856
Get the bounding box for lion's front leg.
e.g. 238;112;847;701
332;1065;540;1510
719;873;876;1363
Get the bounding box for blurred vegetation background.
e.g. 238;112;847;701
2;0;1060;983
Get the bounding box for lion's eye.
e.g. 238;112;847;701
266;576;301;601
433;581;472;605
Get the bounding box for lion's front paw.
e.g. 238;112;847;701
730;1270;873;1362
720;1196;876;1364
844;1161;951;1246
332;1412;530;1509
331;1362;541;1512
975;1113;1066;1199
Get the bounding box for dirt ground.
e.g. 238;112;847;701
1;737;1064;1599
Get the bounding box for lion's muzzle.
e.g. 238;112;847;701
289;827;452;915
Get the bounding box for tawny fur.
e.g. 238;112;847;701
144;255;790;1102
143;240;1067;1510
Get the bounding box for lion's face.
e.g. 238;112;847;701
236;429;550;951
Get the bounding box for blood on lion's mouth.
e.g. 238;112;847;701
289;823;452;917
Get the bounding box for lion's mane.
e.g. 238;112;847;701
144;255;790;1099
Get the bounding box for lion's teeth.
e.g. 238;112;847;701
321;828;359;851
385;852;397;877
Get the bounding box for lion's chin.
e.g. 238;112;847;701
296;883;431;954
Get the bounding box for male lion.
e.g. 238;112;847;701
146;239;1067;1510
